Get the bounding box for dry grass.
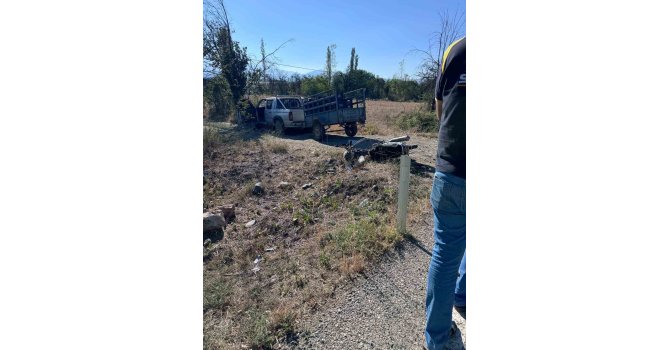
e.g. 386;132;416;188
364;100;425;136
266;139;288;154
203;123;404;349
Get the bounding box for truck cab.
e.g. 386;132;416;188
256;96;305;134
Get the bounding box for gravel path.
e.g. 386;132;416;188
293;228;466;350
290;134;466;350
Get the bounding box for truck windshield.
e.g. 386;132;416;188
279;98;301;109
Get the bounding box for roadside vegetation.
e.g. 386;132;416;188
203;123;408;349
396;109;439;133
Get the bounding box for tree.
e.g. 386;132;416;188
301;75;330;96
245;38;293;97
386;79;420;101
348;47;357;74
260;38;267;81
397;59;407;81
203;0;250;117
325;44;337;86
411;10;465;106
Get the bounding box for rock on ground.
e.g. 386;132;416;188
203;212;225;241
253;182;264;195
215;204;235;220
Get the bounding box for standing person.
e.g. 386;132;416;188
424;36;466;350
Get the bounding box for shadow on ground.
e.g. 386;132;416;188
278;128;384;149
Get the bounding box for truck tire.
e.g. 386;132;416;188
274;118;284;136
312;121;324;141
344;123;358;137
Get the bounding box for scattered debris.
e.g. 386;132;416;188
203;238;212;246
302;183;313;189
264;246;276;252
278;181;292;189
245;219;256;228
372;184;378;191
327;167;336;173
358;198;369;207
253;182;264;195
341;135;419;166
252;255;262;274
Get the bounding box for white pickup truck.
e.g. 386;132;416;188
255;96;306;134
253;89;367;140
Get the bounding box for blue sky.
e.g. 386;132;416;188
218;0;465;79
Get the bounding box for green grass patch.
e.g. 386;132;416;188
324;211;400;260
203;274;232;311
245;308;272;349
395;110;439;133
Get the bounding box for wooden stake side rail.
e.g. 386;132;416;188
303;88;366;117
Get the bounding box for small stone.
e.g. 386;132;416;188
216;204;236;220
278;181;291;189
245;219;256;228
253;182;264;195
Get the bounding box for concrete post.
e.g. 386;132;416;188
397;153;411;234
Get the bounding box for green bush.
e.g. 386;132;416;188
395;110;439;133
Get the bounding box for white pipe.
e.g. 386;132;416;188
397;154;410;234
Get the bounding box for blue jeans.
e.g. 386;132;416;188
454;252;466;307
425;171;466;350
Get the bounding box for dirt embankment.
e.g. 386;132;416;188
204;124;407;349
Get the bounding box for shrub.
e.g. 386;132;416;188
268;140;288;153
395;110;439;133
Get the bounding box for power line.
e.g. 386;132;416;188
249;59;324;72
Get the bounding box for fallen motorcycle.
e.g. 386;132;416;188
342;135;418;167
